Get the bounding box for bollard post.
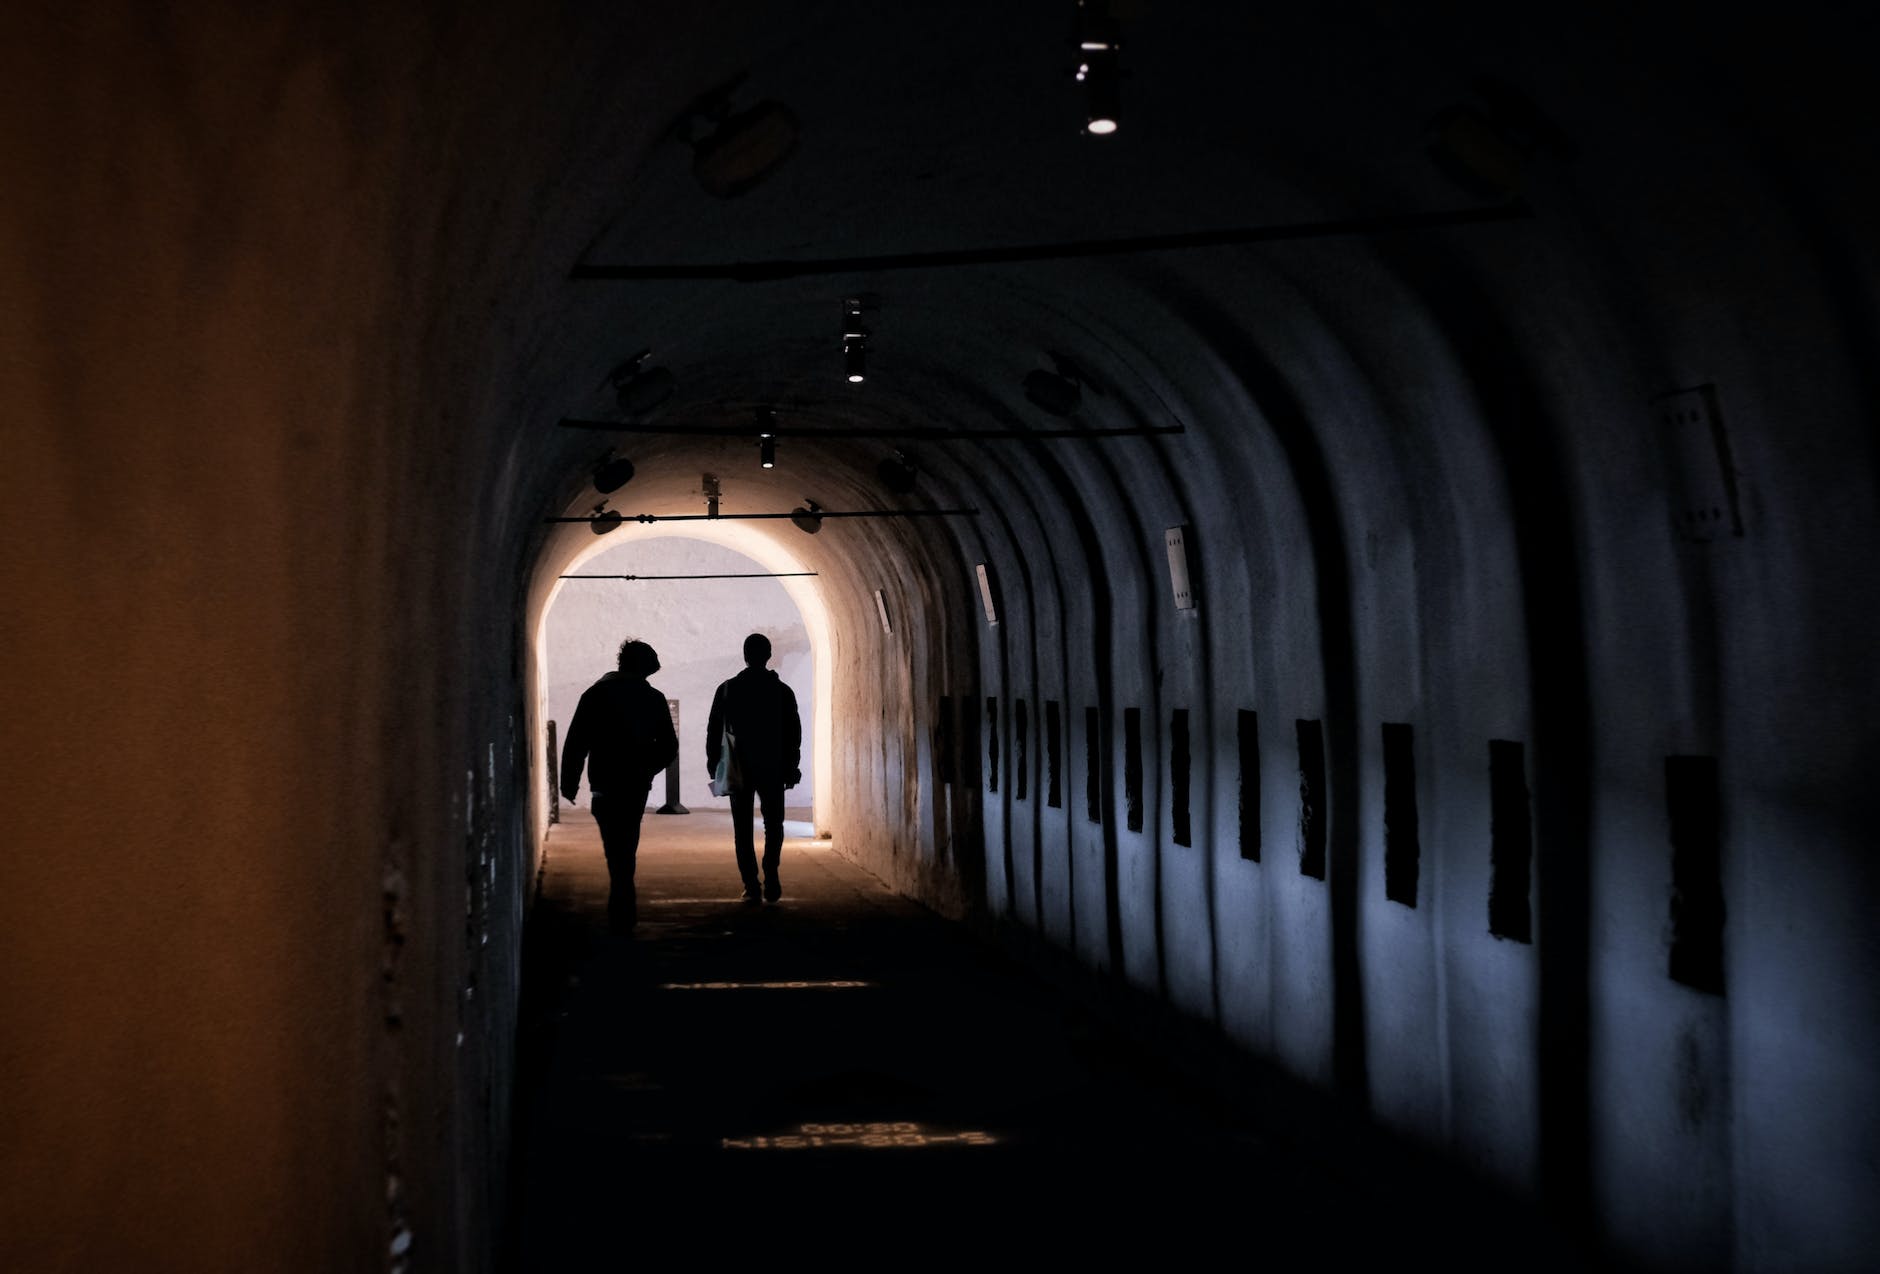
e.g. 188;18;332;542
656;698;690;814
547;720;559;823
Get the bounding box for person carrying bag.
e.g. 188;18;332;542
705;633;803;904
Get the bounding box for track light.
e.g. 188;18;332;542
589;506;623;535
876;451;919;495
608;350;675;417
592;456;636;494
843;297;871;383
1075;2;1122;135
673;76;800;198
1024;369;1081;416
1024;352;1098;416
791;500;825;535
757;407;778;468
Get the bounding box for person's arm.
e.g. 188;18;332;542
560;693;590;802
705;683;726;772
782;684;802;787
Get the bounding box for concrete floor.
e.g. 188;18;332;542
507;810;1592;1269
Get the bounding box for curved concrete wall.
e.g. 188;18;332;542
3;2;1875;1270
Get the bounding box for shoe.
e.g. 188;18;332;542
740;884;762;906
763;878;781;904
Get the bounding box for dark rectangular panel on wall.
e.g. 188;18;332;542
1296;719;1326;879
1124;708;1144;833
1085;706;1102;825
1488;740;1532;941
1015;699;1029;801
986;698;1000;794
1666;755;1726;994
936;696;956;786
1171;709;1192;847
960;695;980;791
1382;723;1420;907
1045;700;1062;809
1238;710;1260;861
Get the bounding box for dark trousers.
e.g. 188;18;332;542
729;783;786;890
590;787;651;927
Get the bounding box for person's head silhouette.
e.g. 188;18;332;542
617;638;660;679
743;633;771;668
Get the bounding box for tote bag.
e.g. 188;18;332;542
708;687;743;797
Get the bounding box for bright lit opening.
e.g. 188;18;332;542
1086;118;1118;135
538;528;834;831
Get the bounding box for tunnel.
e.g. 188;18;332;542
3;2;1877;1270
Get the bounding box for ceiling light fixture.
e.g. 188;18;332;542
842;297;871;383
876;450;919;495
1074;1;1122;135
791;500;825;534
757;407;778;468
672;75;800;198
591;455;637;493
607;350;676;418
1023;351;1102;416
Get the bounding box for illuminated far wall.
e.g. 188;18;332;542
537;530;829;825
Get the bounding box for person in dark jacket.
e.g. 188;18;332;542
560;638;679;931
705;633;802;903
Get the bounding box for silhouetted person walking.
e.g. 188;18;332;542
560;639;678;932
706;633;802;903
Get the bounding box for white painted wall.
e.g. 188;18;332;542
543;537;813;810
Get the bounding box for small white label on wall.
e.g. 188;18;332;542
976;563;999;626
874;589;893;635
1166;526;1195;610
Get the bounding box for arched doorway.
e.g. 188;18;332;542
535;524;835;833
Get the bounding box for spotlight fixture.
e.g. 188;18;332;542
1023;351;1101;416
588;504;623;535
673;76;800;198
790;500;825;535
1074;1;1122;136
842;297;871;383
876;450;919;495
592;455;636;494
608;350;675;418
757;407;778;468
1024;369;1081;416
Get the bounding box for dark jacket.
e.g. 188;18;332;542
705;667;801;791
560;672;679;799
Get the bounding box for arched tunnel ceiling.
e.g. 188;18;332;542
526;0;1543;563
516;0;1874;599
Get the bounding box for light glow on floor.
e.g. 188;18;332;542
722;1122;997;1150
659;980;873;990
